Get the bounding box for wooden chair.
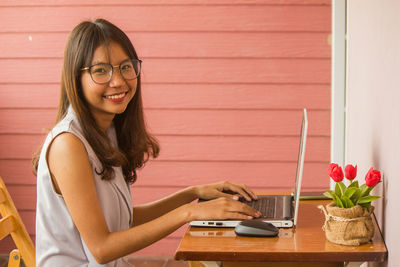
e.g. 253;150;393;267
0;176;35;267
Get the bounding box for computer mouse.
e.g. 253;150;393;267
234;220;279;237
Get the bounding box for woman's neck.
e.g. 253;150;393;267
91;110;115;133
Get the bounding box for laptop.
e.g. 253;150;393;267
190;108;308;228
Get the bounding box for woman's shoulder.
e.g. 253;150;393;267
41;106;102;170
42;108;90;161
47;108;88;164
47;132;88;173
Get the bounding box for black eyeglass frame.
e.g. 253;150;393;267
81;59;142;84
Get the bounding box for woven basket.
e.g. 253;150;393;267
319;202;375;246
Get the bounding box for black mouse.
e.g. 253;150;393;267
234;220;279;237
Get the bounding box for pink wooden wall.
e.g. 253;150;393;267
0;0;331;257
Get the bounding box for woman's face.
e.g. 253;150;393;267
80;41;137;129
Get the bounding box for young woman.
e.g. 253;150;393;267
33;19;260;266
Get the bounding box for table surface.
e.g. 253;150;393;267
174;199;388;262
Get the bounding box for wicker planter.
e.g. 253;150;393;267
319;202;375;246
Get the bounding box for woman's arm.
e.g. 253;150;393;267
133;181;258;226
47;133;259;264
132;186;197;226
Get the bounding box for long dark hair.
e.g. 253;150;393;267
33;19;159;183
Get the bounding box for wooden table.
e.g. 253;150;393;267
174;200;387;267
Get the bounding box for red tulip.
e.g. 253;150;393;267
365;167;381;187
345;164;357;180
328;163;344;182
327;163;336;173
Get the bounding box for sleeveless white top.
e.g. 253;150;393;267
36;107;133;266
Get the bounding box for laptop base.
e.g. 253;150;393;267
190;218;294;228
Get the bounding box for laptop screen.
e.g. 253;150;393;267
292;109;308;226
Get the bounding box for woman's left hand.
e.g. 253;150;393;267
194;181;258;202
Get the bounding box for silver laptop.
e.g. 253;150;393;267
190;109;308;228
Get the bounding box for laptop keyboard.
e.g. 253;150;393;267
242;197;276;218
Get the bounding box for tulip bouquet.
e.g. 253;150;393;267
323;163;381;209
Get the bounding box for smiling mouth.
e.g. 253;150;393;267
104;92;127;100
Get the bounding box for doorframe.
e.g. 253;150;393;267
331;0;347;188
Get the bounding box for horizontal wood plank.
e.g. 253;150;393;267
0;6;331;33
0;208;187;238
0;160;36;185
145;109;330;136
0;109;54;135
0;84;60;109
0;0;331;6
6;182;326;212
0;159;36;185
135;161;330;188
0;134;329;161
0;135;43;160
0;109;330;136
157;135;329;162
0;83;330;109
0;32;331;59
5;185;36;210
1;160;330;189
0;233;183;257
0;58;331;84
142;83;331;109
131;186;328;207
1;160;329;188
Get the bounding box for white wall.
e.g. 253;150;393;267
346;0;400;266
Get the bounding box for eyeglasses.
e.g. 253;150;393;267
81;59;142;84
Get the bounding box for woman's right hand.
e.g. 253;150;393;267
185;197;261;222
